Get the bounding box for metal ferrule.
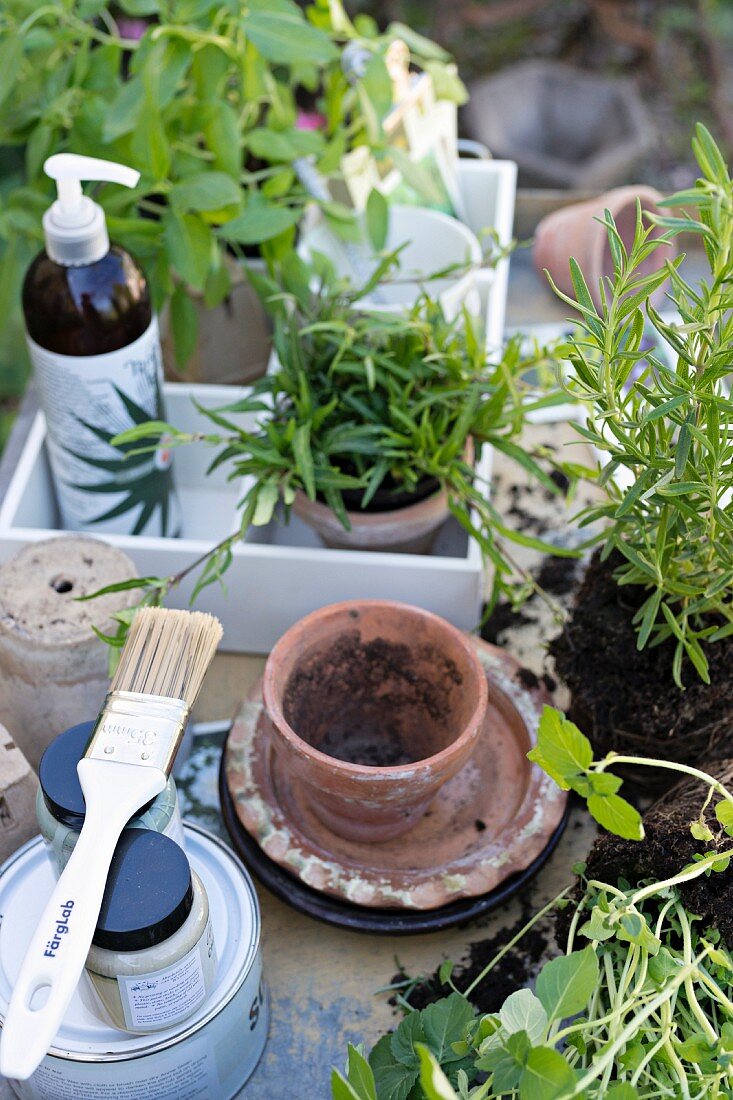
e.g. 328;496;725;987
84;691;190;777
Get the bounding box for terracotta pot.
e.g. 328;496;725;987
533;186;676;310
262;600;488;842
292;442;475;555
292;484;450;554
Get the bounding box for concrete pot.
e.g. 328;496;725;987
162;259;272;386
262;600;488;843
464;60;653;190
533;185;675;310
0;537;137;770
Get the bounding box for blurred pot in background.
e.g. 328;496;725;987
533;186;676;310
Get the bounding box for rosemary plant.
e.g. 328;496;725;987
548;125;733;686
334;708;733;1100
91;252;568;651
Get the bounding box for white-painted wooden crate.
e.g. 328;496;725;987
0;161;514;653
0;385;494;653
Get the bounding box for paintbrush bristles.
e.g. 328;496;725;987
110;608;223;707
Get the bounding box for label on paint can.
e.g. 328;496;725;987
15;1035;218;1100
117;917;217;1032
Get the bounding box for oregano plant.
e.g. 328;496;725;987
548;124;733;686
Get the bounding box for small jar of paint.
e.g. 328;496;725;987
36;721;184;874
85;830;217;1034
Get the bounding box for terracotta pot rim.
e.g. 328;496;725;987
292;484;447;526
262;599;488;777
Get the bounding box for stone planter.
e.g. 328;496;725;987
162;260;272;386
262;600;488;843
464;60;653;190
0;537;137;770
533;185;675;310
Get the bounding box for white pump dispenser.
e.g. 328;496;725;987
42;154;140;267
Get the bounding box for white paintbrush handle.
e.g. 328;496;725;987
0;760;166;1081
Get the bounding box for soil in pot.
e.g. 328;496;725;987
282;630;462;768
569;759;733;948
338;475;441;514
550;549;733;783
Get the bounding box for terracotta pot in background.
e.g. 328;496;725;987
262;600;488;842
162;260;272;386
533;186;676;310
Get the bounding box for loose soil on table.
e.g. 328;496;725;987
283;631;463;767
571;760;733;948
551;549;733;782
390;904;553;1016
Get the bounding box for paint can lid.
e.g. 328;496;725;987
93;831;194;952
38;722;95;827
39;722;153;828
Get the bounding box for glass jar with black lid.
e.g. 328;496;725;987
85;829;217;1034
36;721;183;874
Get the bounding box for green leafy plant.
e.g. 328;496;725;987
87;251;572;648
0;0;466;365
548;124;733;685
333;708;733;1098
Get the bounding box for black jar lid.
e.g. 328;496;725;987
38;722;154;829
93;830;194;952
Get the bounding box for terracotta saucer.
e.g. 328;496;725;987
224;639;567;910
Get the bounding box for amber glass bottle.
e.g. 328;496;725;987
23;153;180;537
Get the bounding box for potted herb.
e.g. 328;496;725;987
544;125;733;780
332;708;733;1099
0;0;465;377
252;253;509;556
102;251;570;633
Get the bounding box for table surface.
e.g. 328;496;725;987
0;245;695;1100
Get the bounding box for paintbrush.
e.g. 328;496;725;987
0;608;222;1081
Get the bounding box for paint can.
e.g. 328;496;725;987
0;824;268;1100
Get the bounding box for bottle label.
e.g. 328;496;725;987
27;318;181;537
117;917;217;1032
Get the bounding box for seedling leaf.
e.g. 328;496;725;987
519;1046;577;1099
535;947;598;1021
415;1046;459;1100
499;989;548;1044
528;707;593;789
587;793;644;841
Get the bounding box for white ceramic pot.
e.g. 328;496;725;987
298;205;482;321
